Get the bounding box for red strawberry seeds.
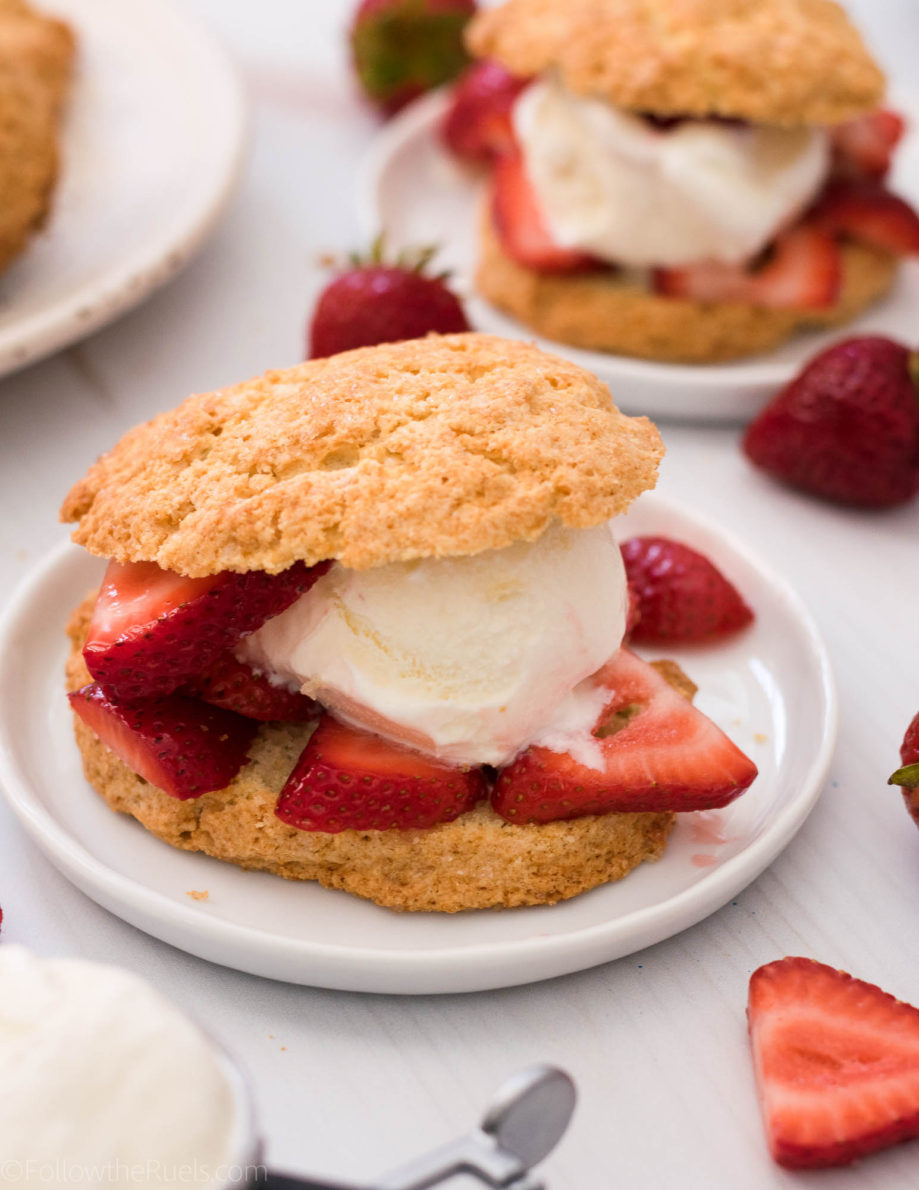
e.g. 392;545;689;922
276;714;486;832
183;654;320;723
308;246;470;359
748;957;919;1169
69;683;257;800
83;559;328;702
621;536;754;644
743;335;919;508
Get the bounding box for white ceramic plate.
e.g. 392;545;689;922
0;0;246;377
359;89;919;423
0;496;835;994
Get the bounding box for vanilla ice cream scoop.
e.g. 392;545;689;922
514;76;830;268
0;948;243;1186
240;522;627;767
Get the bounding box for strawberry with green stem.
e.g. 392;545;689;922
350;0;476;115
307;238;469;358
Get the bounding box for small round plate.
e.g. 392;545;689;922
0;0;246;378
0;496;835;994
358;88;919;423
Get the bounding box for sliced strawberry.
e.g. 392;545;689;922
811;180;919;256
491;147;599;274
748;956;919;1169
442;59;529;164
83;559;330;702
831;109;905;181
492;648;757;823
621;536;754;644
69;683;257;800
275;714;486;832
654;224;841;310
183;654;319;723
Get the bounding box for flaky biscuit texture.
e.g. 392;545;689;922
61;334;663;576
0;0;74;273
66;594;673;913
468;0;884;126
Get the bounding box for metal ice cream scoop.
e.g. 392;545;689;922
259;1064;577;1190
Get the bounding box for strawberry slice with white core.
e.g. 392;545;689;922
831;109;905;181
491;647;757;823
491;146;600;274
69;683;257;800
183;653;320;723
748;957;919;1169
83;558;330;702
811;180;919;256
276;714;486;832
654;224;841;310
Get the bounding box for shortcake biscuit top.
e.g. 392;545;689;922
468;0;884;127
61;334;663;576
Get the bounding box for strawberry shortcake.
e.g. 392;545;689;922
444;0;919;363
61;334;757;911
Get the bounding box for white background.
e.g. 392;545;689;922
1;1;918;1186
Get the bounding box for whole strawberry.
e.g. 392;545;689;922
350;0;476;115
308;242;470;358
743;336;919;508
621;536;754;644
889;711;919;826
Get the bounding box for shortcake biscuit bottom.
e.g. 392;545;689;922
476;217;898;365
67;595;673;913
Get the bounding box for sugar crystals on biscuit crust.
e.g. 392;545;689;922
61;333;664;576
468;0;884;128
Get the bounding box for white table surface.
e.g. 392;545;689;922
2;1;919;1186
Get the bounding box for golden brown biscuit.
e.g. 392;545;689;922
476;216;898;364
468;0;884;126
61;333;664;576
0;0;74;273
66;594;674;913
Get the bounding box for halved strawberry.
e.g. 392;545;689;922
811;180;919;256
442;59;529;164
69;683;257;800
654;224;841;310
621;536;754;644
492;648;757;823
83;559;329;702
748;957;919;1169
275;714;486;832
184;654;319;723
491;147;599;273
831;109;905;181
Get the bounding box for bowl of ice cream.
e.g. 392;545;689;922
0;946;258;1187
